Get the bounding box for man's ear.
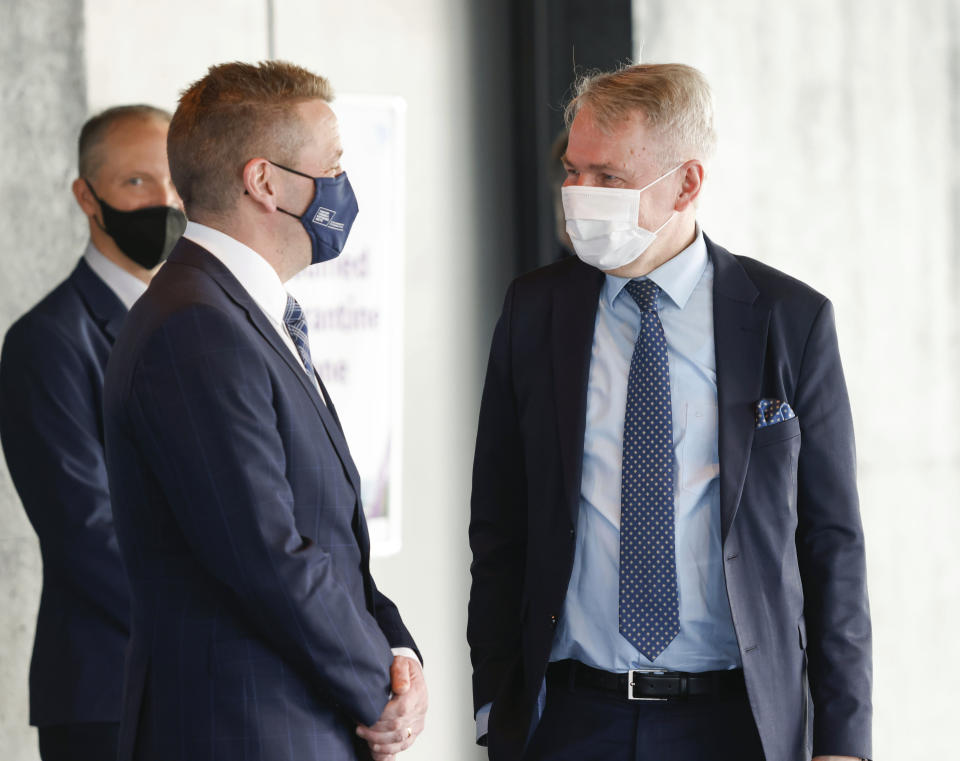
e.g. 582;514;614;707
674;160;705;212
72;177;100;219
242;158;281;211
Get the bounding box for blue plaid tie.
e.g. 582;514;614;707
283;294;314;378
619;279;679;660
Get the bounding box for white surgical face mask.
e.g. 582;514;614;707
562;163;684;271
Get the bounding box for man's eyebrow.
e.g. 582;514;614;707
562;157;624;173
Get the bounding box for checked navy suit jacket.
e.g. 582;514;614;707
468;235;872;761
103;238;417;761
0;257;130;728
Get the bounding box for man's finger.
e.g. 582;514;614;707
366;724;421;755
358;715;424;747
390;655;412;695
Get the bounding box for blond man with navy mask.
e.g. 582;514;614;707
468;63;871;761
102;61;426;761
0;104;185;761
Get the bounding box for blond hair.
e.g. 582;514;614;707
168;60;333;215
565;63;716;168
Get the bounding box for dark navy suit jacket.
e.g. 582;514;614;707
0;258;130;727
468;236;872;761
103;239;417;761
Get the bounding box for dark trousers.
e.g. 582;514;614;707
523;679;765;761
38;722;120;761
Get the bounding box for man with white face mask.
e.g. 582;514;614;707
468;63;870;761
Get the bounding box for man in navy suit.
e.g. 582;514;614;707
468;64;871;761
0;104;184;761
102;61;427;761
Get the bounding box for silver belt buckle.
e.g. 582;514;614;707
627;668;668;701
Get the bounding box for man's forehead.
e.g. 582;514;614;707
103;114;168;143
87;116;168;177
567;109;658;162
296;97;337;125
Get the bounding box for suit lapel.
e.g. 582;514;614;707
168;240;364;499
708;237;769;541
553;260;605;525
72;258;127;342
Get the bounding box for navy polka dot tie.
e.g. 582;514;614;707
283;294;314;378
619;279;679;660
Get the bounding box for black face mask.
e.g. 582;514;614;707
84;180;187;269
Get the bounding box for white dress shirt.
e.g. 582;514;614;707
182;221;320;393
83;241;147;310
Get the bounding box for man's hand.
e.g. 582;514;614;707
356;655;428;761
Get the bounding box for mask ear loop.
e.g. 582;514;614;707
82;178;110;234
635;162;686;194
244;161;316;218
652;210;678;235
641;162;686;234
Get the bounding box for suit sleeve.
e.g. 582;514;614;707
793;299;872;758
0;318;129;631
124;305;394;727
467;282;529;714
369;578;420;661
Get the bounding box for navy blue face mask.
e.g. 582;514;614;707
270;161;359;264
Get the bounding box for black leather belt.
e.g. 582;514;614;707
547;660;747;701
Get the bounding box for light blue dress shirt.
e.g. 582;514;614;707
476;231;740;740
550;229;741;673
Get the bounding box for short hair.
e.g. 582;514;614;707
78;104;172;179
167;60;333;216
564;63;716;168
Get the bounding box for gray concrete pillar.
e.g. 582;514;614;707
0;2;87;758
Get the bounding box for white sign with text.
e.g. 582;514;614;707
287;95;405;556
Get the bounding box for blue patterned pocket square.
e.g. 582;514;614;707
755;398;796;428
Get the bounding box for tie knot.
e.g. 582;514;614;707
284;294;305;330
624;279;661;312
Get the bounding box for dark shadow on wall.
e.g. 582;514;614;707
464;0;633;374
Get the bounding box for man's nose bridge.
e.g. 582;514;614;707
160;180;181;208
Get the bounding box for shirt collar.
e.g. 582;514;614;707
603;226;708;311
82;241;148;311
182;221;289;325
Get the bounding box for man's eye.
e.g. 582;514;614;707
564;168;578;177
125;177;144;186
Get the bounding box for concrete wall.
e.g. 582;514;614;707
633;0;960;756
0;2;87;758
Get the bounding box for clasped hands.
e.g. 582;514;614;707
356;655;428;761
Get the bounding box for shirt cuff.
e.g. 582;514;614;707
475;702;492;743
391;647;421;666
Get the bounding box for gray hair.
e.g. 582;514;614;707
565;63;717;168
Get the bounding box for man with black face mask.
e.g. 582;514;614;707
0;104;185;761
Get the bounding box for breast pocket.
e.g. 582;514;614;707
751;415;801;449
